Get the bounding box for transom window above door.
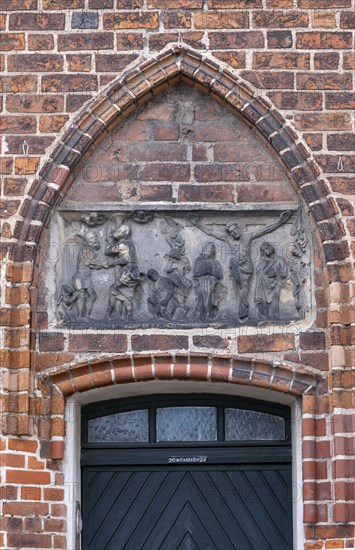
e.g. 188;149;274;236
82;395;290;446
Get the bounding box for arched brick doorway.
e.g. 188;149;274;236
2;45;353;550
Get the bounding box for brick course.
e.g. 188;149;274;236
0;3;354;548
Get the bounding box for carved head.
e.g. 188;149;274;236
112;224;130;241
147;269;159;282
202;242;216;259
260;242;275;258
85;231;100;250
226;222;242;240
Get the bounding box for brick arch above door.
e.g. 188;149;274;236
3;45;352;439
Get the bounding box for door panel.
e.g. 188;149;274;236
82;464;292;550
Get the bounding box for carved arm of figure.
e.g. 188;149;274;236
250;210;293;241
188;213;227;244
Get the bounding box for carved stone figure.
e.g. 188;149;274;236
289;243;307;313
147;269;178;320
193;242;223;321
72;230;109;318
105;225;141;319
56;284;79;322
255;242;288;319
81;211;107;227
189;211;292;320
165;247;193;315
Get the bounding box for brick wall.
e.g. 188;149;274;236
0;1;354;548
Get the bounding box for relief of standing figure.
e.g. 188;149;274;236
193;242;223;321
189;211;292;320
72;231;109;319
105;224;141;319
255;242;288;319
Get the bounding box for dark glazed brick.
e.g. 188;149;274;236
193;335;229;349
39;332;64;352
131;335;188;352
68;334;127;352
72;12;99;29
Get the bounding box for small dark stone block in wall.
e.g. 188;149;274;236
72;12;99;30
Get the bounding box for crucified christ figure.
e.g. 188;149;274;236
189;211;292;320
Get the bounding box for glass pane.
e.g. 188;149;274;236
87;409;149;443
156;407;217;442
225;408;285;441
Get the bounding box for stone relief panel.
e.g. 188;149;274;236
48;207;312;329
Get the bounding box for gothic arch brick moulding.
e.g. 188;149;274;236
2;45;354;547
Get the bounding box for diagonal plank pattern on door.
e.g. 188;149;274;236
82;465;292;550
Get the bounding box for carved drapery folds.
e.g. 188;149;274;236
49;207;311;329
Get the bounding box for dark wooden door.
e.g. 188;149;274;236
82;463;292;550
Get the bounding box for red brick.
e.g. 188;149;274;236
340;11;355;28
269;91;322;110
1;453;25;468
297;32;353;49
39;115;69;133
209;0;262;5
66;54;92;72
297;73;352;90
58;32;113;51
131;335;188;352
0;0;38;8
0;200;20;218
209;31;264;49
238;334;295;353
328;134;355;151
294;113;352;131
194;12;248;28
7;94;63;113
253;10;308;28
39;332;65;352
21;486;41;500
139;185;173;201
43;0;85;7
0;75;37;94
241;70;294;89
212;51;246;69
253;52;310;69
164;11;192;28
179;184;235;203
116;32;143;50
193;335;229;349
8;438;37;452
267;31;293;48
8;54;63;72
6;469;51;484
8;533;51;548
15;157;40;175
43;518;66;533
139;164;190;182
300;332;326;350
303;418;326;437
150;0;203;6
314;52;339;70
3;178;27;196
9;13;65;30
28;34;54;50
44;487;65;501
325;92;355;110
312;11;336;29
343;52;355;70
0;33;25;51
103;12;159;29
42;75;97;92
68;334;127;352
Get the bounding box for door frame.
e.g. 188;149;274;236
62;380;304;550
